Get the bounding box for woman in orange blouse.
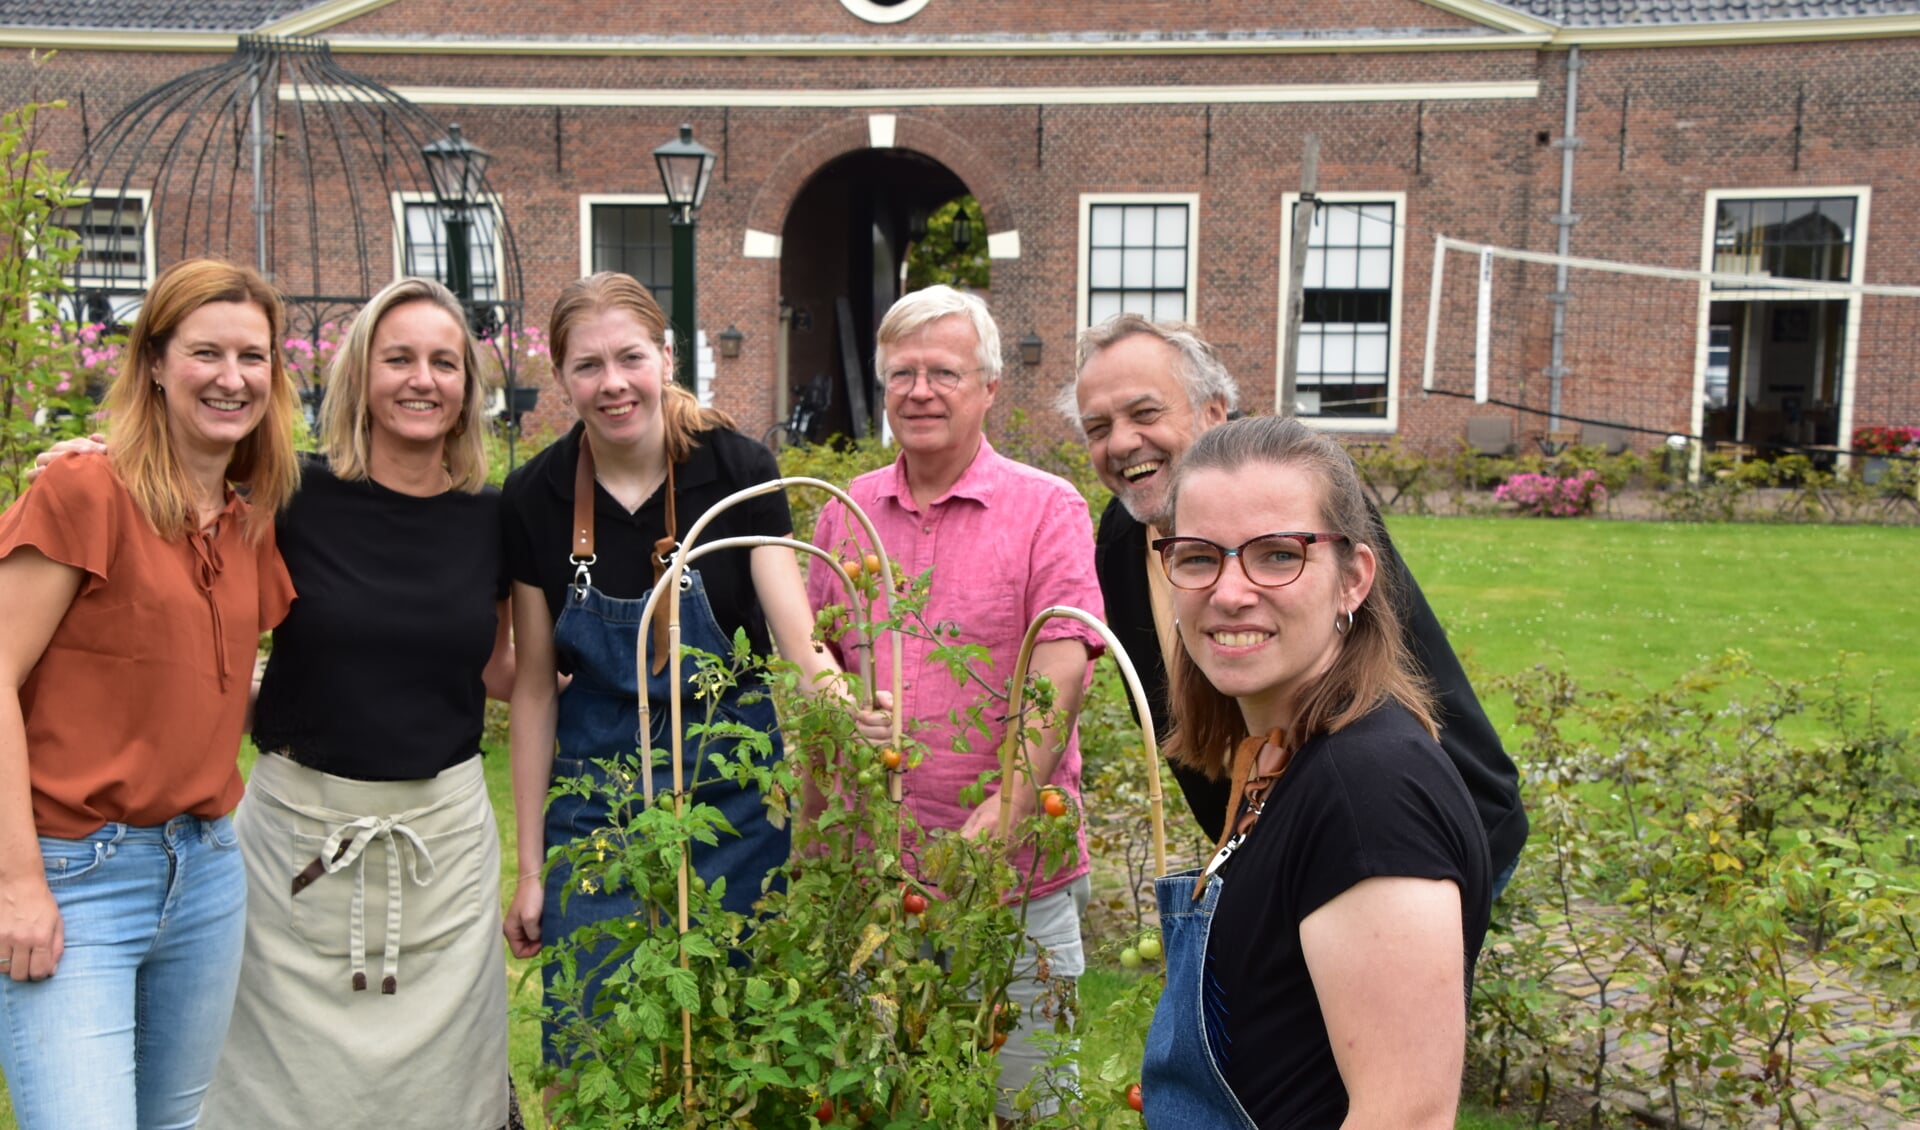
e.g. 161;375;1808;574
0;258;299;1130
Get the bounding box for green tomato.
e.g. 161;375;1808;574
1137;935;1163;962
1119;946;1142;970
856;766;879;787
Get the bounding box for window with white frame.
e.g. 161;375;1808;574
1711;195;1855;284
1082;197;1196;326
397;194;502;302
53;193;152;328
582;199;674;315
1288;198;1400;422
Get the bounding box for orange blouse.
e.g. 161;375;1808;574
0;455;296;838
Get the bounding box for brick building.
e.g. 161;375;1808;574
4;0;1918;458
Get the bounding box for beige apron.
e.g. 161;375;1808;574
198;753;510;1130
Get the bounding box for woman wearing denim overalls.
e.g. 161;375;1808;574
1140;416;1492;1129
501;272;868;1070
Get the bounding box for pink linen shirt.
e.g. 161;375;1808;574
807;438;1105;902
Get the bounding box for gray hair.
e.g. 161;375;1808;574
874;284;1002;385
1055;313;1240;436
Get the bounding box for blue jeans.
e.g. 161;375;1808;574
0;816;246;1130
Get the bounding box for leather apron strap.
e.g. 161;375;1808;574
570;431;680;675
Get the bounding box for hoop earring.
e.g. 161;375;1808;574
1334;608;1355;636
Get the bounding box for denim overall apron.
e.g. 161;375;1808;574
539;441;787;1060
1140;731;1290;1129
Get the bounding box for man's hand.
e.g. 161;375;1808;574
26;433;108;485
958;790;1035;841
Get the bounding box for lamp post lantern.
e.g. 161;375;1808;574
420;124;491;310
653;123;716;391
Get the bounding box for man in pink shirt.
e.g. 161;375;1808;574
807;285;1105;1121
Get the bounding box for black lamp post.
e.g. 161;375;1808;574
420;124;491;312
421;123;523;456
653;124;717;391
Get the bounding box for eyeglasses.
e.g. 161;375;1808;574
883;365;981;393
1150;532;1349;591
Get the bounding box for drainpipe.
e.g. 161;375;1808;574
1546;46;1582;433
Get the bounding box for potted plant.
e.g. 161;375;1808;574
1851;425;1919;483
476;323;551;423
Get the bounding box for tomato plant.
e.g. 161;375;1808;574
528;568;1134;1128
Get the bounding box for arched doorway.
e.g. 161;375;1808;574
777;148;981;441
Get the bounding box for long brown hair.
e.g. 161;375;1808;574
321;277;490;492
1163;415;1436;779
546;271;733;464
105;258;300;543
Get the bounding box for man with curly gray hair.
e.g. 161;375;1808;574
1062;313;1529;901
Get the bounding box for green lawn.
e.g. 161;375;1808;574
1388;516;1919;731
3;516;1908;1128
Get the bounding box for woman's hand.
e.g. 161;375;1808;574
25;433;108;485
853;689;893;744
0;874;65;981
503;875;544;959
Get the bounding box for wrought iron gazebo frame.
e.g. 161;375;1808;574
62;34;539;463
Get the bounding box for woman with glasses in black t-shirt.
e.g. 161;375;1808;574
1140;415;1491;1130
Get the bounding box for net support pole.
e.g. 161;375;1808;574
1279;134;1318;419
1474;248;1493;404
1422;231;1445;393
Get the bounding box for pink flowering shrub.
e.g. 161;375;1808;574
476;323;552;389
1494;469;1609;517
284;320;344;388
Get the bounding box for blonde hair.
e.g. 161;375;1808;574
1164;416;1436;777
546;271;733;464
105;258;300;544
319;277;490;492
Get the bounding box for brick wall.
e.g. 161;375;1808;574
326;0;1479;40
5;22;1918;455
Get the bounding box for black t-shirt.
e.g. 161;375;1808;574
1208;702;1492;1129
253;457;508;781
501;422;791;671
1093;496;1530;878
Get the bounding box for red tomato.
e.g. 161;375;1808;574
1041;789;1069;818
1126;1082;1144;1112
902;890;928;916
815;1097;834;1122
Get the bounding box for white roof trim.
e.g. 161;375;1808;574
281;80;1542;108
